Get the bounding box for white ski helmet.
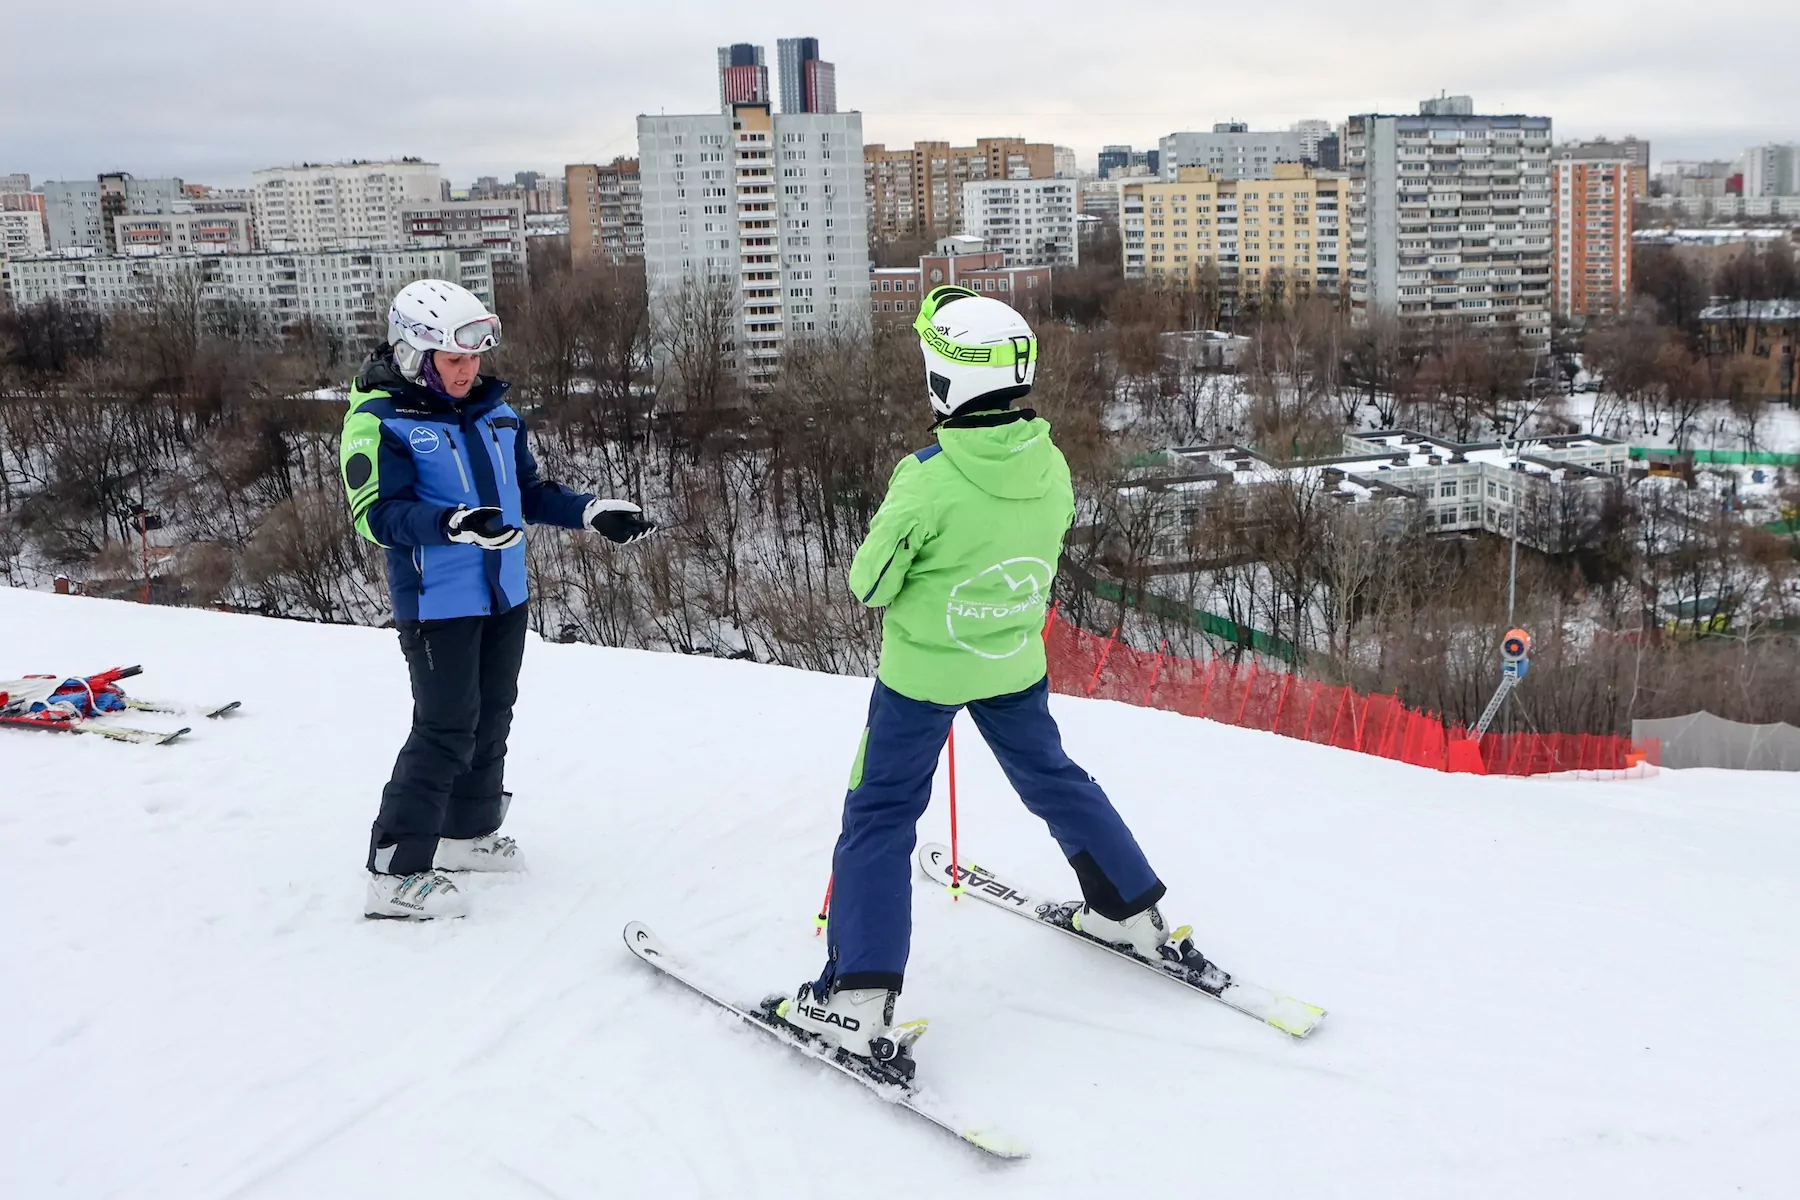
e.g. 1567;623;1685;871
913;285;1038;419
387;279;502;381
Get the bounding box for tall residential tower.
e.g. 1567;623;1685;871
777;37;837;114
717;44;770;112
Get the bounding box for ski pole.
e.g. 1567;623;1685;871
947;723;963;900
813;873;832;936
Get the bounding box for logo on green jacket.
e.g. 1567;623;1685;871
945;557;1053;660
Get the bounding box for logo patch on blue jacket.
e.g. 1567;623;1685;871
409;427;442;453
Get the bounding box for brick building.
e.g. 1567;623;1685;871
864;138;1057;243
564;158;644;267
869;235;1052;326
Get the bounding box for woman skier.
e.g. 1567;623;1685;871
340;279;655;919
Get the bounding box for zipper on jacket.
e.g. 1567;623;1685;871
488;423;507;486
447;435;472;493
414;546;426;595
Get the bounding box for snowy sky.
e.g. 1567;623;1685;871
6;0;1791;187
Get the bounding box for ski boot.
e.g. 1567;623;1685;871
434;833;525;872
1073;903;1231;994
364;870;469;920
773;982;928;1085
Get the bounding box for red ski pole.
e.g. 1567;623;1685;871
813;873;833;936
947;723;963;900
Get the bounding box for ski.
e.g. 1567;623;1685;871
916;843;1326;1039
622;922;1026;1160
124;697;242;719
0;714;191;746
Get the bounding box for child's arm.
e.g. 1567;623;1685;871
848;457;933;607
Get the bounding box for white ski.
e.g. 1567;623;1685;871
124;697;242;719
916;843;1326;1039
622;922;1027;1160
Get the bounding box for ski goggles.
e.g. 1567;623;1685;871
448;315;502;353
912;286;1036;368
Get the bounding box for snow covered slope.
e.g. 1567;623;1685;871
4;586;1798;1199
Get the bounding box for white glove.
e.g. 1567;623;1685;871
583;498;657;545
445;505;523;550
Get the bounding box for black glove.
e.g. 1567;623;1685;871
583;498;657;545
445;505;523;550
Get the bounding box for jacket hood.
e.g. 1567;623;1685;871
935;415;1057;500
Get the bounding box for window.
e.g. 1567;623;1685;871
1439;481;1457;498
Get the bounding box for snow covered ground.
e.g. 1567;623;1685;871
4;586;1799;1199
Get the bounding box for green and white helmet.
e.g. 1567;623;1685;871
912;285;1038;419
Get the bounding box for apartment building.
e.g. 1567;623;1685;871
114;210;255;256
402;198;528;292
717;43;770;111
1159;124;1307;181
1744;144;1800;198
863;138;1057;242
1551;157;1633;319
777;37;836;114
1;209;49;260
961;178;1079;268
1345;103;1554;342
251;159;443;252
1556;136;1650;197
1120;164;1345;308
871;235;1051;326
637;101;870;389
565;158;644;267
1291;120;1334;163
3;247;494;342
43;173;184;250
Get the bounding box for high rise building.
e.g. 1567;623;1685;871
638;101;870;389
1120;164;1345;309
961;178;1079;268
1744;144;1800;198
1551;157;1633;319
43;173;184;250
251;159;443;252
1053;146;1079;179
777;37;836;114
1;209;49;260
402;198;529;293
1159;124;1308;181
565;158;644;267
0;173;31;194
717;43;769;112
1556;136;1650;197
1345;100;1554;342
863;138;1057;242
1291;119;1333;163
113;210;255;256
1098;146;1133;179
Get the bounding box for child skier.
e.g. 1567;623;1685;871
780;286;1188;1071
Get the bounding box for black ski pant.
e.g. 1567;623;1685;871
367;603;528;875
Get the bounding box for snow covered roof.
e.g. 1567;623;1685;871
1697;299;1800;324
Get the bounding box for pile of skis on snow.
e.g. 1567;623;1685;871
0;665;239;745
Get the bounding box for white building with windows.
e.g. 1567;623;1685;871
1;209;49;260
637;101;870;390
961;178;1078;268
3;247;494;345
252;159;444;252
1345;102;1554;342
114;210;255;256
1160;125;1307;181
43;174;184;250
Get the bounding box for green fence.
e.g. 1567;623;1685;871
1630;447;1800;467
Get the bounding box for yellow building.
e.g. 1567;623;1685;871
1120;164;1345;307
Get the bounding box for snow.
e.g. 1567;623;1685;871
5;586;1800;1199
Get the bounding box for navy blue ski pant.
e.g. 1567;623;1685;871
367;604;527;875
821;676;1165;994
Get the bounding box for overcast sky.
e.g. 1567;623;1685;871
5;0;1790;187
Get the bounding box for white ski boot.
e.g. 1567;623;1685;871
777;982;927;1082
434;833;525;872
364;870;469;920
1072;902;1170;959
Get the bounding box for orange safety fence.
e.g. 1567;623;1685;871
1043;610;1658;778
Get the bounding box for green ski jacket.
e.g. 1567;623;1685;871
848;413;1074;706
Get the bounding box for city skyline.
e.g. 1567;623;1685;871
4;0;1791;186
